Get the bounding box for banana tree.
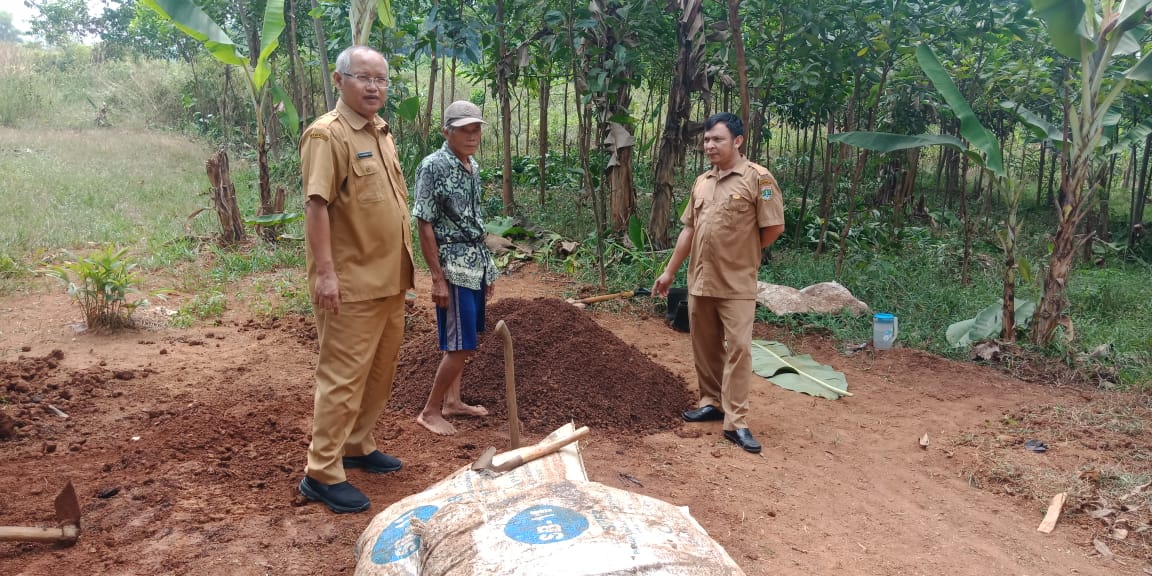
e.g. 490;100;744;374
830;44;1028;342
1027;0;1152;345
143;0;290;242
350;0;393;45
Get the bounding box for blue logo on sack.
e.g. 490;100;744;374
371;505;439;564
504;505;588;545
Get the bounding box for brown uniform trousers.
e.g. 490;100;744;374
301;100;415;484
683;157;784;431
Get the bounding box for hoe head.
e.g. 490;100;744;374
54;480;81;529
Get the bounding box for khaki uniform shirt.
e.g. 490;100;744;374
681;157;784;299
301;100;415;302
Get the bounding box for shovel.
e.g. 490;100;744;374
567;287;651;308
0;480;81;544
471;426;590;474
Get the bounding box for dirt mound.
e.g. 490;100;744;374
390;297;694;434
239;315;317;347
0;350;155;442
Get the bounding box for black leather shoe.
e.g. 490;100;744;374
682;405;725;422
723;428;762;454
343;450;403;474
299;477;370;513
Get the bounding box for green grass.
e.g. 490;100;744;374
0;127;218;259
172;289;227;327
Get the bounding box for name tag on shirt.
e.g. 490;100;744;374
356;151;373;158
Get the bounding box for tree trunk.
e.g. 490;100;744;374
205;150;246;245
796;114;820;239
538;73;550;206
999;174;1023;342
310;0;335;111
815;138;836;256
834;145;865;276
235;0;259;68
727;0;749;152
959;153;971;286
650;0;704;249
562;77;570;160
496;0;514;215
1035;142;1046;206
257;136;276;242
1033;99;1100;345
834;55;891;268
287;0;306;131
609;128;636;233
423;44;440;139
836;68;862;185
1131;134;1152;250
1033;217;1080;344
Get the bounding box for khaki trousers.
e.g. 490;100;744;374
688;295;755;431
305;294;406;484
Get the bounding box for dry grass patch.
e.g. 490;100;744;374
954;392;1152;561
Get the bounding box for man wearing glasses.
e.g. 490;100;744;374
298;45;413;513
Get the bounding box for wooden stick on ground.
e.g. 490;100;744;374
1037;492;1066;534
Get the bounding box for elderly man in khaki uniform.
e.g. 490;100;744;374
298;45;415;513
653;112;785;454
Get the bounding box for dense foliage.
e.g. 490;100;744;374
5;0;1151;383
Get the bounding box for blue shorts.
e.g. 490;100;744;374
436;283;486;351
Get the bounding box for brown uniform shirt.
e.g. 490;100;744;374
301;100;415;302
681;157;784;299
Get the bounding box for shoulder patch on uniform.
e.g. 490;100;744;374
309;131;329;141
759;175;775;200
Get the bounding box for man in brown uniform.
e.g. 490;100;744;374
298;46;415;513
653;112;785;454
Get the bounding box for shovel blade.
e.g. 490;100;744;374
471;447;498;471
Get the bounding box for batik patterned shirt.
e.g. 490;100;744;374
412;142;498;291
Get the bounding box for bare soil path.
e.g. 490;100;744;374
0;265;1138;575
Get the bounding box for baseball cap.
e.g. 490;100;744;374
443;100;486;129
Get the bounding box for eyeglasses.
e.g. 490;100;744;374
341;73;390;88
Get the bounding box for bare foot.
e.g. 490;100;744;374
417;412;457;435
443;402;488;418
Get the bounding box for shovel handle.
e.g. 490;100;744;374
517;426;590;463
494;320;520;449
0;525;79;543
576;291;633;304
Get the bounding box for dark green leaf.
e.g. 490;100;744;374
271;85;300;140
142;0;246;66
628;215;645;251
377;0;395;28
253;0;286;89
1127;50;1152;81
916;45;1005;177
1030;0;1090;59
1119;0;1152;30
829;132;966;154
1000;101;1064;142
396;96;421;121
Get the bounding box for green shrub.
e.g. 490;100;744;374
0;71;53;126
0;254;25;279
41;245;152;330
173;290;227;326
